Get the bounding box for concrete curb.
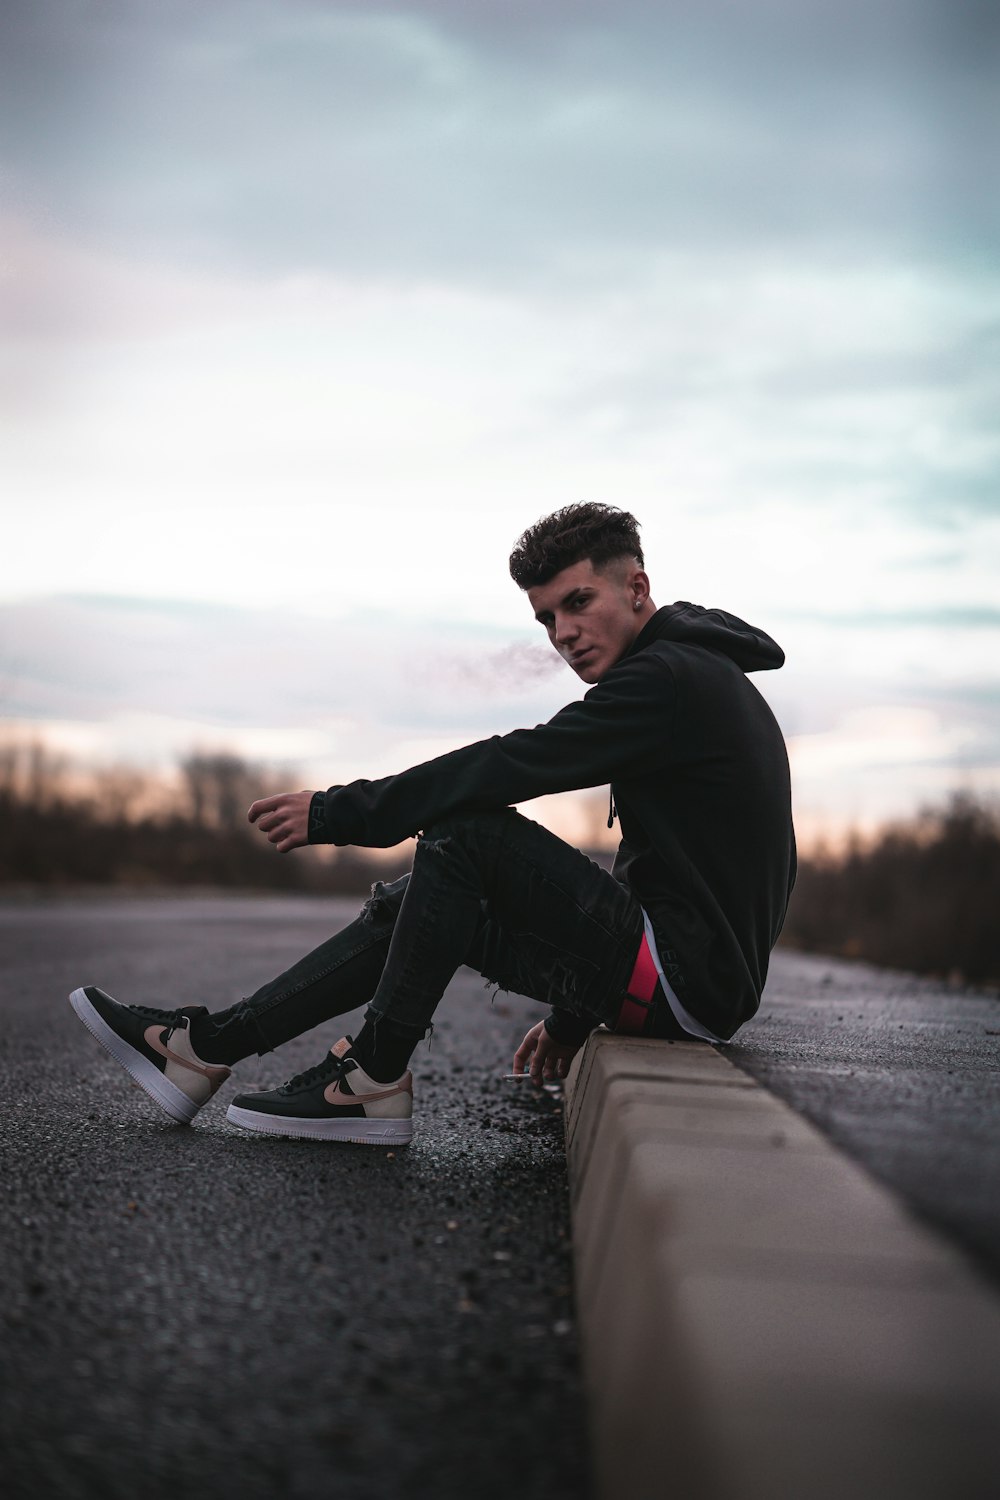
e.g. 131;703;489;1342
564;1031;1000;1500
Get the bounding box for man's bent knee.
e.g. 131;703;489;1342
361;874;410;925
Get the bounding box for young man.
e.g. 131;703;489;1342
70;503;796;1144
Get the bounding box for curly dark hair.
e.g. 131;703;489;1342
508;503;644;589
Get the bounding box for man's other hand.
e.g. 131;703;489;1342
512;1019;582;1086
247;791;316;853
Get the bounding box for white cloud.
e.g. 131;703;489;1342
2;0;999;839
0;595;575;768
787;701;1000;848
4;1;996;283
790;706;976;776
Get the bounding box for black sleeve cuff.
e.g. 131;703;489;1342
307;790;330;844
543;1008;599;1046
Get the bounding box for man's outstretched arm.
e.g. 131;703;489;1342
309;648;675;849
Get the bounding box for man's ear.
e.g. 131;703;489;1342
630;567;651;608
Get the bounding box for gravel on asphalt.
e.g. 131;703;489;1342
5;893;999;1500
0;894;592;1500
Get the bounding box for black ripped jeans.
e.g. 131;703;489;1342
217;808;648;1060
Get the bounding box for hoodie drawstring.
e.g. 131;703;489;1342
607;789;617;829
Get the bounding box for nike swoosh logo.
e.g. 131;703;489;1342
144;1025;229;1081
323;1078;409;1107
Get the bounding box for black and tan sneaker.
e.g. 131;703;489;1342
226;1037;413;1144
69;986;231;1125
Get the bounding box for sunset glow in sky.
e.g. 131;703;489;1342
3;1;998;849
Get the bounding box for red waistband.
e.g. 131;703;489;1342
615;931;659;1034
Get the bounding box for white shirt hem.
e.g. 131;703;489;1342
640;908;725;1044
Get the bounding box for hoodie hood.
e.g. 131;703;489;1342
629;601;785;673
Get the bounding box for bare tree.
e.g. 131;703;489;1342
180;753;296;834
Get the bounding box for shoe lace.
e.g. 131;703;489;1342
283;1049;355;1093
127;1002;183;1027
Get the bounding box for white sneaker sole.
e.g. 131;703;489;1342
68;987;198;1125
226;1103;413;1145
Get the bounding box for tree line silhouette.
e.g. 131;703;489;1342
780;793;1000;985
1;741;997;984
0;743;409;895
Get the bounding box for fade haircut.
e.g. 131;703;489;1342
508;503;644;590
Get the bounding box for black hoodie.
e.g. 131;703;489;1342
309;603;796;1040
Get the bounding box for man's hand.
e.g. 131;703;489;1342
247;791;316;853
512;1019;583;1086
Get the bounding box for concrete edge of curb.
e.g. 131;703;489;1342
563;1030;1000;1500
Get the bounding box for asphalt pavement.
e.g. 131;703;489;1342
3;894;998;1500
1;893;589;1500
730;946;1000;1288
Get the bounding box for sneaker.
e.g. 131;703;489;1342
69;986;231;1125
226;1037;413;1144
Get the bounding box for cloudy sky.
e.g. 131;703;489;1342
2;0;998;848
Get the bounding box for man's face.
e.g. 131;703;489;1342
527;557;649;684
